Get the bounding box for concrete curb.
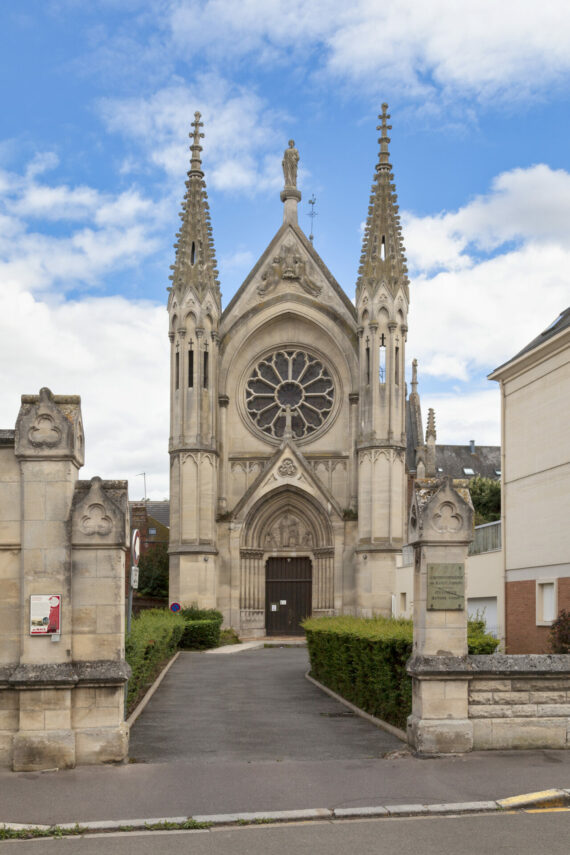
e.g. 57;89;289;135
126;651;181;727
305;670;408;743
3;791;569;836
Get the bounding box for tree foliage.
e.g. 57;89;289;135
468;476;501;525
137;542;169;598
548;610;570;654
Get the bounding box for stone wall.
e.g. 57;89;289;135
0;389;130;771
409;654;570;751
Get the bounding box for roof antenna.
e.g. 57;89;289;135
308;194;317;244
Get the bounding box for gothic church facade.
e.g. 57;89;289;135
168;106;411;635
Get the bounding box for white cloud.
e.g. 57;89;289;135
98;77;286;193
0;159;163;292
0;152;172;495
421;388;501;446
0;282;170;498
163;0;570;104
406;164;570;385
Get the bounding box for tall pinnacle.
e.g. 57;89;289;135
168;111;221;307
356;104;409;300
426;407;437;440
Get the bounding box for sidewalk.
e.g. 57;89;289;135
1;646;569;828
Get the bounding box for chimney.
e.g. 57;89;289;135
470;440;475;454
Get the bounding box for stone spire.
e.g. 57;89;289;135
356;104;409;300
425;407;437;477
426;407;436;440
169;112;221;307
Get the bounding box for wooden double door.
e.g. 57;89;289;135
265;557;312;636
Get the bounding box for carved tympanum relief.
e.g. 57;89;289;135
258;242;321;297
263;512;314;549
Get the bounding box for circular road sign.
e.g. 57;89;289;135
170;602;181;613
131;529;141;568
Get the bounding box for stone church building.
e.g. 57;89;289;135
168;106;414;636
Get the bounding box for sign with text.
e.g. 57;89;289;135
30;595;61;634
427;563;465;611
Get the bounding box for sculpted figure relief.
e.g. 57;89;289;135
264;512;314;549
282;140;299;188
258;242;321;297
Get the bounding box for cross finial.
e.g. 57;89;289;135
188;111;205;176
376;102;392;170
190;111;204;146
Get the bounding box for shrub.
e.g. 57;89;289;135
125;609;185;712
303;616;413;730
180;605;223;623
468;476;501;526
180;619;222;650
548;610;570;654
137;543;169;598
303;614;499;729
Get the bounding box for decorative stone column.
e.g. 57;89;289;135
406;478;474;754
6;388;130;771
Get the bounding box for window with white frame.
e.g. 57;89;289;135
536;581;556;625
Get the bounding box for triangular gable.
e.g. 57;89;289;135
222;221;356;324
232;438;343;522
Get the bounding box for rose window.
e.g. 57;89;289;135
245;350;335;439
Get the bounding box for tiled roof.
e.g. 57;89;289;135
435;445;501;480
128;500;170;528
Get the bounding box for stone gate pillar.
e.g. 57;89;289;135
4;388;130;771
406;478;474;754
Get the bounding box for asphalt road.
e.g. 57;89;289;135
5;812;570;854
129;647;401;763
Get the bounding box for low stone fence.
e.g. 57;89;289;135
408;654;570;750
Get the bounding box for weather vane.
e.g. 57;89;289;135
308;194;317;243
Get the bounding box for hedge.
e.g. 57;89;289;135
180;605;223;650
180;619;222;649
125;609;185;712
303;615;500;730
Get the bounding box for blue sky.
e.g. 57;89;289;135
1;1;569;498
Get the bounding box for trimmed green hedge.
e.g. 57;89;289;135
303;616;413;729
303;615;500;730
180;619;222;650
125;609;185;711
180;605;223;650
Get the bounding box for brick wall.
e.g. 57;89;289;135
506;578;570;653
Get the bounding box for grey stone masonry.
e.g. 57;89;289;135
407;655;570;750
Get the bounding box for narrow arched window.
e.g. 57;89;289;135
190;242;196;265
379;333;386;383
175;350;180;390
188;346;194;388
381;235;386;261
203;348;209;389
366;341;370;385
395;345;400;385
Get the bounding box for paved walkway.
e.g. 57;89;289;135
129;647;401;763
1;645;569;827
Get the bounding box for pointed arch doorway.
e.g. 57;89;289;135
265;556;312;636
239;486;335;636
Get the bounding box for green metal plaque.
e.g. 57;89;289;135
427;563;465;611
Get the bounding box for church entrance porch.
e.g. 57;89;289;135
265;556;312;635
